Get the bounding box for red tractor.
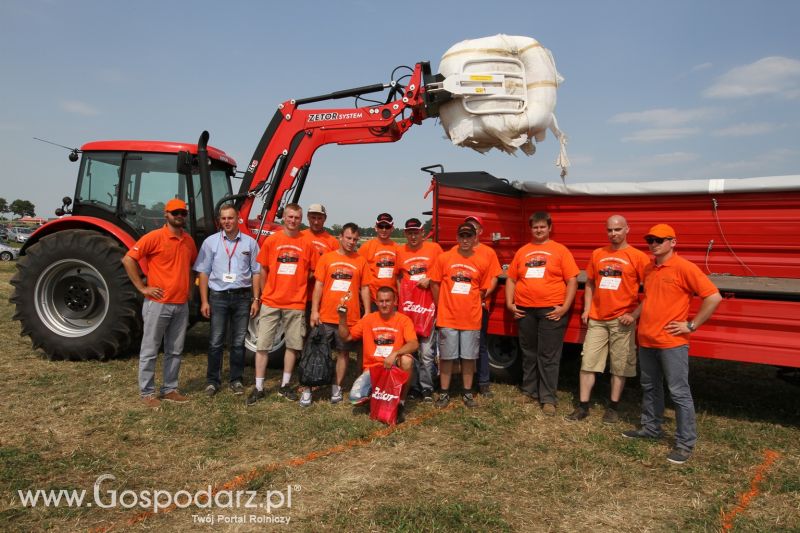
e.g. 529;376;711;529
11;61;454;360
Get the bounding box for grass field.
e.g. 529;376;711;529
0;260;798;532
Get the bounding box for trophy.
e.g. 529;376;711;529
337;291;352;314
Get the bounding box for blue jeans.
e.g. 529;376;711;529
639;345;697;452
518;306;568;405
139;300;189;397
477;308;490;386
207;290;251;387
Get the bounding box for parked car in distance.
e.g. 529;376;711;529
0;242;20;261
0;227;8;240
8;227;33;243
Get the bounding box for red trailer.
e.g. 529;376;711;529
430;171;800;379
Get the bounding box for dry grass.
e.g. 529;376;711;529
0;261;798;532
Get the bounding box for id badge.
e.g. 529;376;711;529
410;274;424;282
451;281;470;295
222;272;237;283
525;267;545;279
377;267;394;279
277;263;298;275
331;279;351;292
598;276;622;290
373;345;393;358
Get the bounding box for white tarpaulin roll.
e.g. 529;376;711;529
438;34;569;176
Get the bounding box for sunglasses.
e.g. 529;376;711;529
169;209;188;217
645;236;672;245
377;224;393;230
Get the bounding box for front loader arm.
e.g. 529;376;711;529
236;61;447;240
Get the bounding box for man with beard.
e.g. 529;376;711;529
122;198;198;408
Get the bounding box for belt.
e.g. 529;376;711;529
210;287;252;295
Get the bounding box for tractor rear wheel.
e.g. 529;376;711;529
11;230;141;360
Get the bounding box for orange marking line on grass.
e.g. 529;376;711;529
89;403;455;532
720;449;781;531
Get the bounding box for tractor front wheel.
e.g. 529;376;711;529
11;230;141;360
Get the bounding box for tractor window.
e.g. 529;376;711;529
122;153;189;234
76;152;122;212
191;167;233;230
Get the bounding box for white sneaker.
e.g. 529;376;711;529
330;390;343;404
299;390;312;407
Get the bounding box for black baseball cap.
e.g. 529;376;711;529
376;213;394;225
404;218;422;231
457;223;477;236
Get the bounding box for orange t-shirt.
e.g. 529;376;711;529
638;254;719;349
430;249;495;330
397;241;444;280
508;240;579;307
449;242;502;303
301;229;339;256
314;250;371;326
302;229;339;299
349;311;417;370
126;225;197;304
358;238;399;302
256;231;318;310
585;245;649;321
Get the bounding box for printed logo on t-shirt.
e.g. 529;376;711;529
525;256;547;268
331;268;354;280
374;333;396;346
376;256;395;267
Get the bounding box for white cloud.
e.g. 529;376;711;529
622;128;700;143
712;122;783;137
60;100;100;116
704;56;800;99
610;107;721;127
691;62;713;72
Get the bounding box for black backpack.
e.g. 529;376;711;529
299;326;334;387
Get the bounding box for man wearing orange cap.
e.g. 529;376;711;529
622;224;721;465
123;198;198;408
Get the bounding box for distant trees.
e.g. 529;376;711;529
0;198;8;219
9;199;36;218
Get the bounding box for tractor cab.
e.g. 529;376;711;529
70;140;237;247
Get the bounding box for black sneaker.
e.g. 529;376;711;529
462;392;477;408
245;388;265;406
666;447;692;464
621;428;664;440
478;384;494;398
278;385;298;402
566;406;589;421
396;404;406;424
230;381;245;395
435;392;450;409
602;407;620;424
407;390;421;401
422;389;434;403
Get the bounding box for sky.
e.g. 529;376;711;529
1;0;798;228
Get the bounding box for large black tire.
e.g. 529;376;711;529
10;230;141;361
488;334;522;383
0;251;13;261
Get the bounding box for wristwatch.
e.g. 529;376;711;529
687;321;697;332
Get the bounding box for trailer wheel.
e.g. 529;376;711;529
243;316;286;368
10;230;141;360
488;334;522;383
0;251;13;261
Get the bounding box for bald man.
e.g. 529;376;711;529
567;216;650;423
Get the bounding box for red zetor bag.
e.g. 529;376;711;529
369;365;410;426
398;277;436;338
